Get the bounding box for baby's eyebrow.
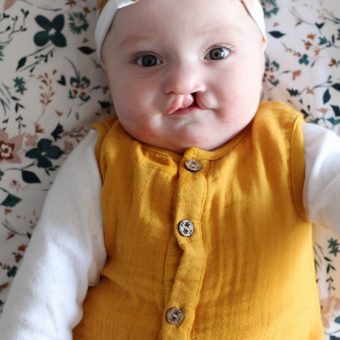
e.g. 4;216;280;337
118;34;150;48
118;23;243;49
196;23;243;37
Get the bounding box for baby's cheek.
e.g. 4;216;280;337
198;91;218;109
222;78;247;104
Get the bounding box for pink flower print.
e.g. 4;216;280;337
320;296;340;328
0;130;23;163
25;134;38;148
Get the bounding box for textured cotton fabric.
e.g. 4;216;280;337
73;101;323;339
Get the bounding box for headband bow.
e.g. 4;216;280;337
95;0;266;59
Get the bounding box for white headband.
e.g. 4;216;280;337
95;0;140;60
95;0;266;60
241;0;266;39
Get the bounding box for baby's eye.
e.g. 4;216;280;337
135;54;162;67
205;47;231;61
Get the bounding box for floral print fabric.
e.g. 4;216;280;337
0;0;339;338
0;0;110;314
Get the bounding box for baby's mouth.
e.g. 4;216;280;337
191;95;198;108
165;94;198;115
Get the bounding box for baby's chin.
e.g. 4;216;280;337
122;115;253;153
171;124;250;152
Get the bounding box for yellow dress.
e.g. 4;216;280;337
73;101;323;339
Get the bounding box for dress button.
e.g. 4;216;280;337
178;219;194;237
166;307;185;325
184;159;202;172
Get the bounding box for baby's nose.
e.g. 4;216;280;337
162;62;205;95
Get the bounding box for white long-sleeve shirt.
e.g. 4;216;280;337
0;122;339;339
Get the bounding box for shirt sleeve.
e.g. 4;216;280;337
0;130;106;340
303;122;340;235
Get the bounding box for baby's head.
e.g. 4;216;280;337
96;0;267;153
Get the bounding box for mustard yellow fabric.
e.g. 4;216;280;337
73;101;323;339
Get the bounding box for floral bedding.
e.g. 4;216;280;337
0;0;339;338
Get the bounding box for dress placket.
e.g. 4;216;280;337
161;149;209;340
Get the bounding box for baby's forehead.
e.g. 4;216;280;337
95;0;266;59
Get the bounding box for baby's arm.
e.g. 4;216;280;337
303;123;340;234
0;130;106;340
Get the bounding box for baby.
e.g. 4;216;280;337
0;0;340;338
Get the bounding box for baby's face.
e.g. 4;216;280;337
102;0;266;153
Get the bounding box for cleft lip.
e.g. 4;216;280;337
165;93;199;115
